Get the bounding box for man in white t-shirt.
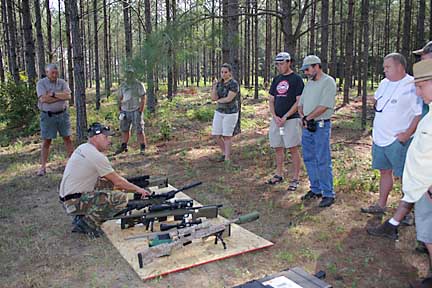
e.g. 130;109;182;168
59;123;149;237
361;53;422;215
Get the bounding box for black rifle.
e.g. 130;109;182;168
119;204;222;230
113;181;202;217
126;175;169;194
160;219;203;231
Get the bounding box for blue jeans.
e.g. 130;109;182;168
301;121;335;198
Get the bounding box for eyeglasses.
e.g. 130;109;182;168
374;95;392;113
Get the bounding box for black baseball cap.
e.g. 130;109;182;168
88;122;115;137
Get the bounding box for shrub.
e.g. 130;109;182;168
0;80;38;129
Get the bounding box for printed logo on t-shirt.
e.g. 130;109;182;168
276;80;290;96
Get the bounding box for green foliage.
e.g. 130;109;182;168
186;105;214;122
0;80;38;128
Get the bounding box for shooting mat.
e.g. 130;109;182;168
101;185;274;281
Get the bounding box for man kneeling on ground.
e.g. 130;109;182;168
59;123;149;237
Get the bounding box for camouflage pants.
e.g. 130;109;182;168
62;190;128;228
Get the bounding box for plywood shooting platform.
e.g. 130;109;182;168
101;185;274;281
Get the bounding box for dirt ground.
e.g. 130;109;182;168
0;88;429;288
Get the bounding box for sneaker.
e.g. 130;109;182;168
36;167;46;176
367;220;398;240
360;204;386;214
115;143;128;155
301;190;322;201
140;144;146;155
319;197;335;208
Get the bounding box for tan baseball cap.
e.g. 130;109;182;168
412;59;432;83
413;40;432;55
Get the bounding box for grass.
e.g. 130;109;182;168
0;86;428;288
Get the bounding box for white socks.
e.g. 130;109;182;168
389;218;400;226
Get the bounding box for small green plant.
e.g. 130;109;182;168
159;120;172;140
186;105;214;122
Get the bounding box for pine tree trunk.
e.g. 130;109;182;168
21;0;37;83
320;0;329;72
144;0;155;112
166;0;173;99
93;0;100;109
46;0;52;62
5;0;20;83
384;0;390;55
361;0;369;129
211;0;215;79
253;0;258;99
330;0;337;78
64;0;74;105
416;0;426;48
123;0;132;60
396;0;402;51
58;0;65;79
223;0;240;134
87;0;92;88
309;0;316;54
103;0;110;98
67;0;87;143
264;0;271;87
34;0;45;79
338;0;344;89
343;0;355;105
172;0;177;93
401;0;412;67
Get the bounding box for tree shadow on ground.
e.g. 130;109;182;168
316;216;419;288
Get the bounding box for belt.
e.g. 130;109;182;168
316;119;330;123
42;109;66;117
59;193;82;202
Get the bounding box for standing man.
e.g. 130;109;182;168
266;52;304;192
405;59;432;287
36;64;73;176
115;66;147;155
361;53;422;215
298;55;337;208
413;40;432;118
59;122;149;237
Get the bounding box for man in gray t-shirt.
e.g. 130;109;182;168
298;55;337;208
36;64;73;176
115;66;147;155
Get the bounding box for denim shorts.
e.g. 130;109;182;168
40;110;71;139
372;138;412;177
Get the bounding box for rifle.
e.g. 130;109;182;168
126;175;169;193
119;203;223;230
136;212;260;268
113;181;202;217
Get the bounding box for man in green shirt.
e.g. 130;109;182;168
298;55;337;208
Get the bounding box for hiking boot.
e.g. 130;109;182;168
360;204;386;214
319;197;335;208
367;220;398;240
401;212;415;226
115;143;128;155
301;190;322;201
72;217;102;238
140;144;146;155
409;276;432;288
415;241;429;254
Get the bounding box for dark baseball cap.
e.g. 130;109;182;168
88;122;115;137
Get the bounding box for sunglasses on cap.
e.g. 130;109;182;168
88;123;114;137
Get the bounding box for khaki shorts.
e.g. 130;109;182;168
212;111;239;136
120;110;144;133
269;118;302;148
415;193;432;244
